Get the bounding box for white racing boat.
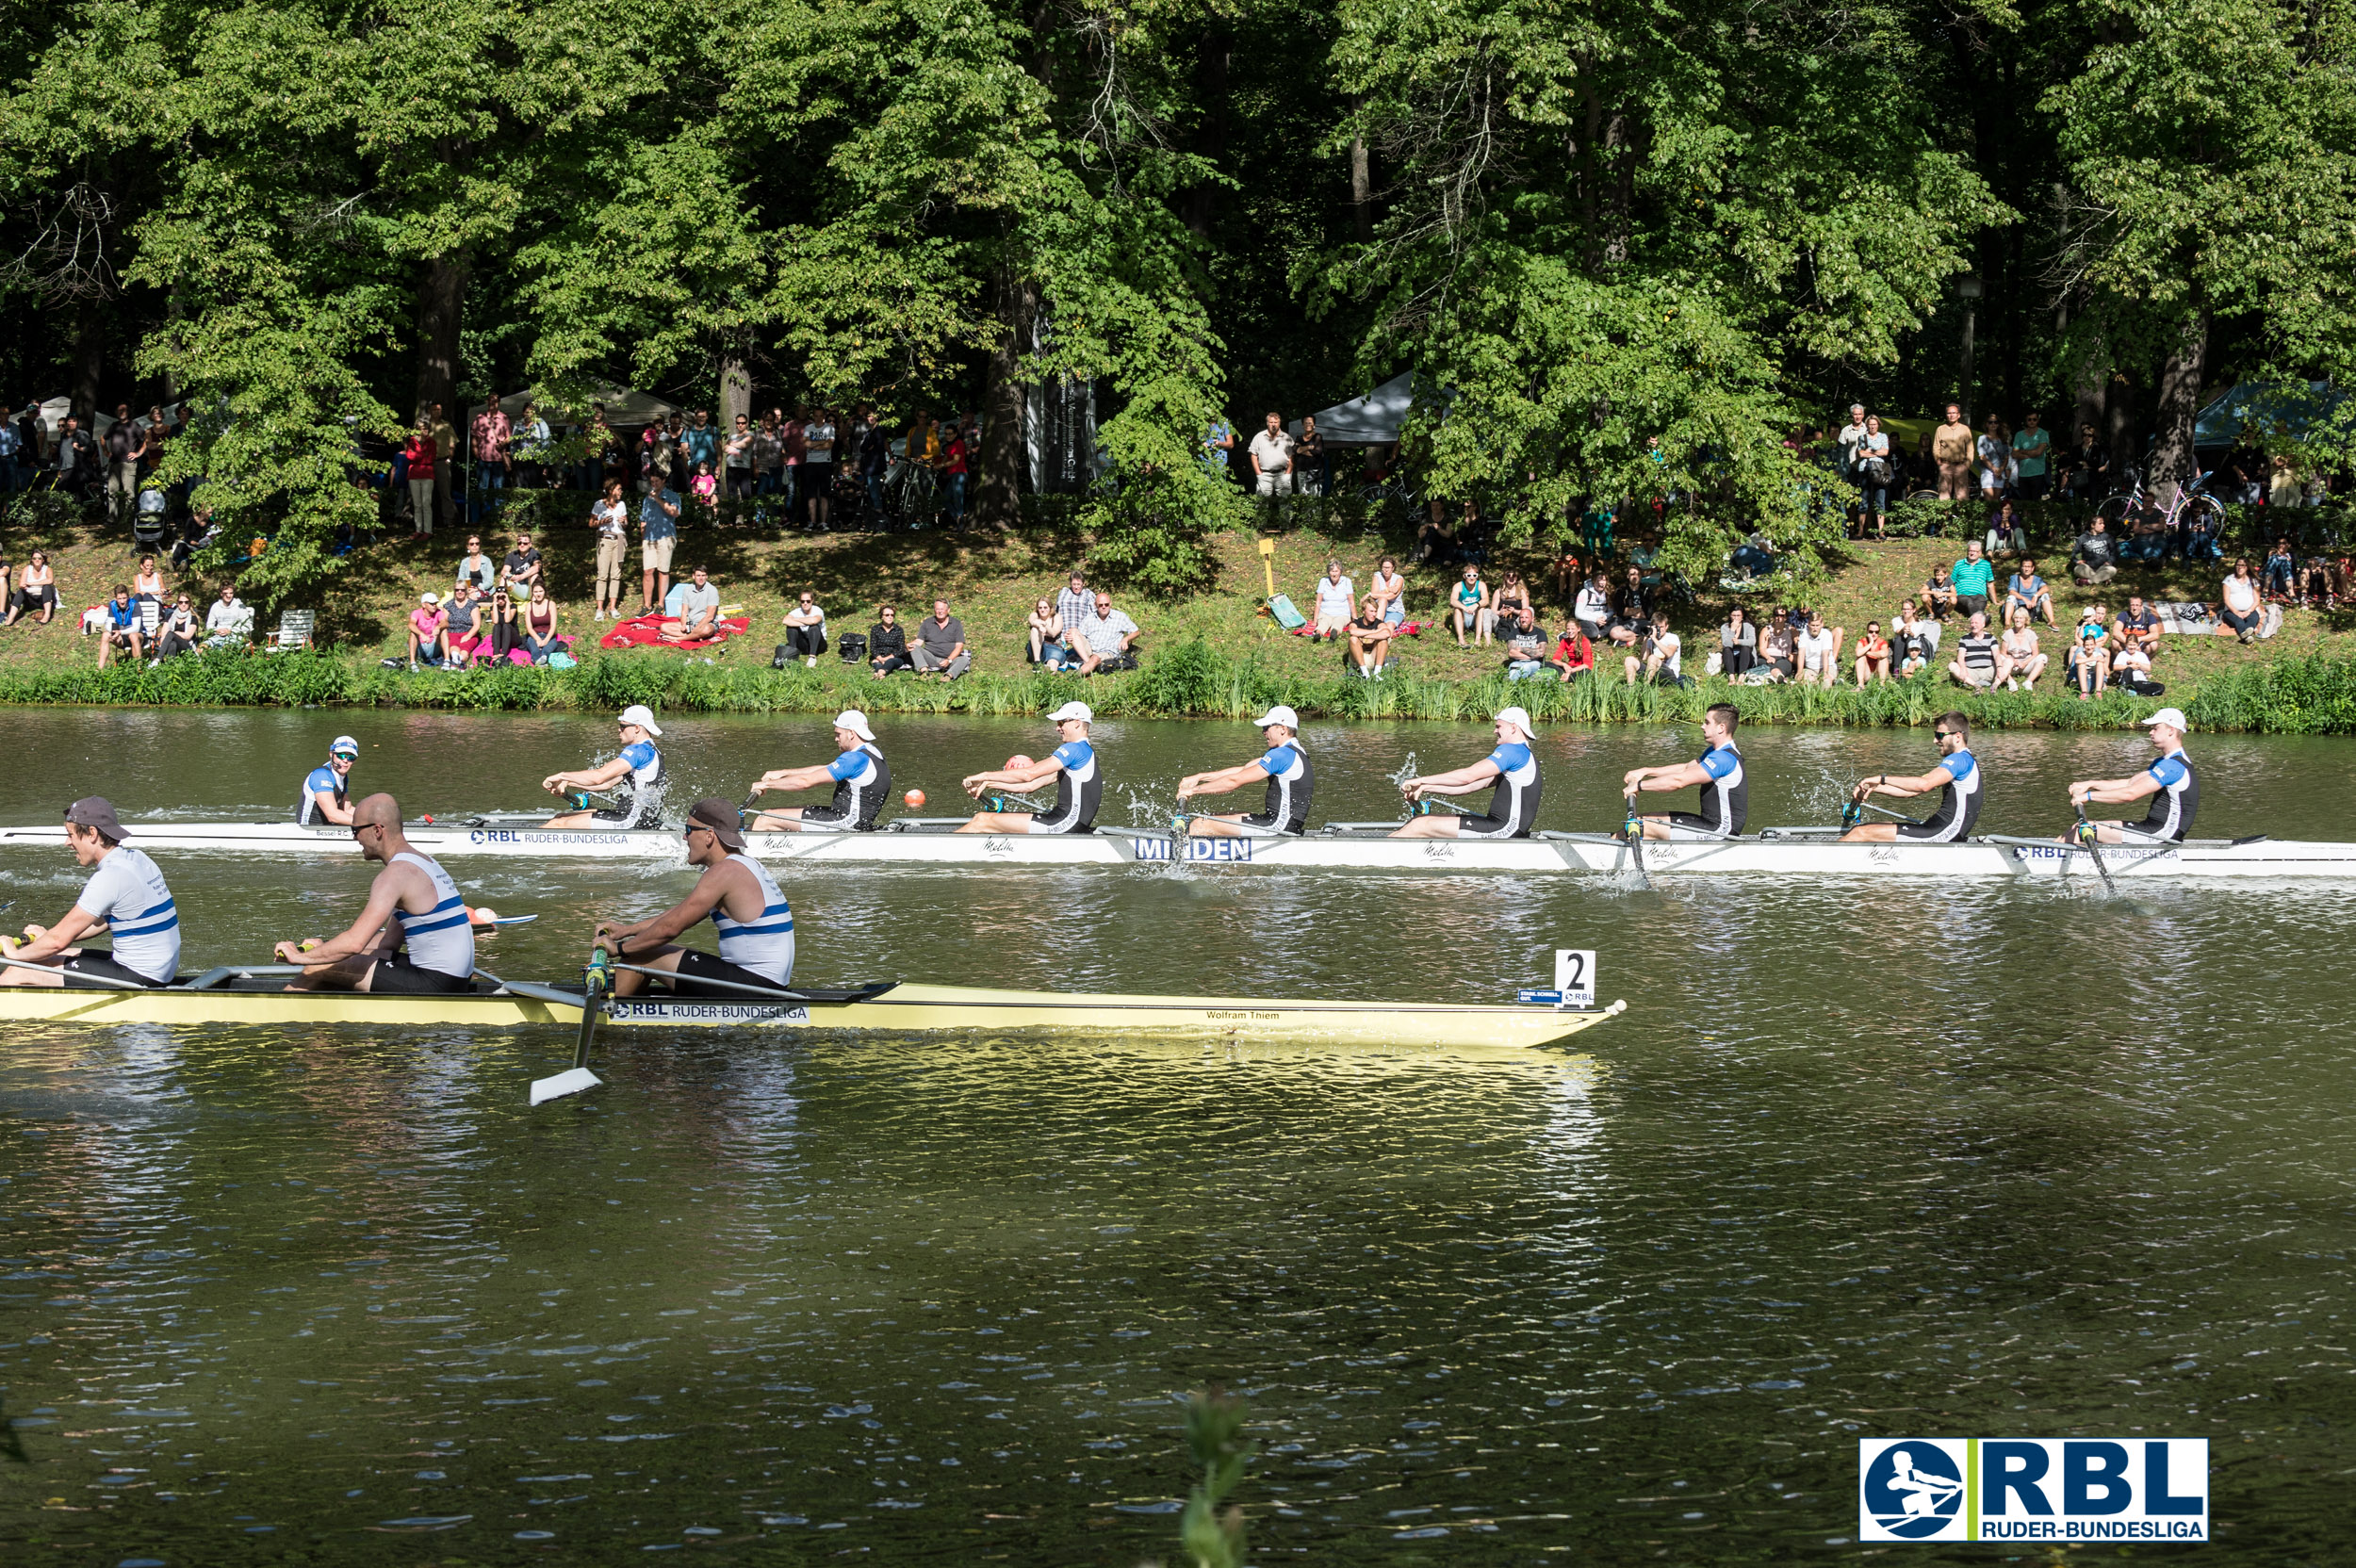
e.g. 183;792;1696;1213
2;814;2348;879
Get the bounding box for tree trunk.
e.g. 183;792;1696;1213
414;252;466;422
71;308;106;418
1600;111;1634;267
1184;27;1231;238
2148;302;2210;488
718;355;752;430
2105;369;2141;482
1350;135;1371;239
976;270;1034;531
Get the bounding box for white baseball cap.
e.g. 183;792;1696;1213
1252;705;1300;729
419;591;439;607
329;735;360;759
2141;707;2189;732
1048;700;1094;725
617;704;663;737
1494;706;1535;739
832;709;875;742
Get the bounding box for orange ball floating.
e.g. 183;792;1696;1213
905;789;926;808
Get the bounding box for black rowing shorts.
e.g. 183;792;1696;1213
367;956;475;994
63;953;166;989
668;949;797;999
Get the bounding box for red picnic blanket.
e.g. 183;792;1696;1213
599;612;753;651
1293;620;1431;637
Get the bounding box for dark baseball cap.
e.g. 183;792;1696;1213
64;796;125;841
684;796;746;851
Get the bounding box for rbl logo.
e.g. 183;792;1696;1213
1858;1438;2207;1543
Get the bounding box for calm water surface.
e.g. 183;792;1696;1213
0;709;2350;1564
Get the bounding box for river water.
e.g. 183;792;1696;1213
0;709;2348;1564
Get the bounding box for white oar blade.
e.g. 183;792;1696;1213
530;1066;603;1106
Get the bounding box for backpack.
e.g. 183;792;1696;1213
838;632;867;662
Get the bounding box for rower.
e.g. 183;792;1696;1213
1391;705;1542;839
297;735;361;825
274;793;475;993
745;709;892;832
2065;707;2199;844
0;797;179;989
542;704;667;828
597;796;796;995
1622;701;1746;840
1839;710;1982;842
1175;704;1314;838
957;701;1102;834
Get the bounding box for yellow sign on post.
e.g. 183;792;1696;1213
1257;535;1276;599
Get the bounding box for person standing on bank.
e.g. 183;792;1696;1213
1175;705;1315;838
0;797;181;989
1838;712;1984;843
274;793;475;993
597;797;797;997
745;710;892;832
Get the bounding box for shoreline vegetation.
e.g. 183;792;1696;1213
3;641;2354;735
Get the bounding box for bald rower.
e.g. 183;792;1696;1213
274;792;477;992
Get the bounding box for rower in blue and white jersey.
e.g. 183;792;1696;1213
543;704;668;829
1623;701;1748;840
747;710;892;831
296;735;361;825
1840;710;1985;843
597;796;797;997
2067;707;2201;844
275;793;476;993
1176;704;1316;837
1392;705;1544;839
957;701;1103;835
0;796;181;988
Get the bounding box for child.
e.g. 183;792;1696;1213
689;459;718;514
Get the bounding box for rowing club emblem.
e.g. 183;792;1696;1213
1859;1441;1965;1539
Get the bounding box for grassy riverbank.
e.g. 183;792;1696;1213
6;497;2355;731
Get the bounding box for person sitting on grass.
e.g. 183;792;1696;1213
444;583;489;665
784;590;828;667
2112;594;2162;668
1310;559;1356;643
1623;607;1682;685
1074;591;1140;675
1853;620;1892;685
660;565;721;644
522;581;566;663
912;598;971;678
2217;557;2264;643
2066;604;2110;699
406;591;450;669
203;583;250;649
1795;609;1845;688
867;604;912;677
455;532;496;596
1025;596;1067;667
1545;622;1595;681
1448;564;1492;647
1922;563;1958;620
1501;605;1548;680
1756;614;1797;681
1349;594;1397;678
2262;536;2297;601
2004;557;2055;625
1946;610;2000;691
500;531;543;595
2000;607;2047;691
4;549;57;627
155;592;204;661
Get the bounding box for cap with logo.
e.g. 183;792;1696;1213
2141;707;2189;732
330;735;360;760
64;796;125;841
832;709;876;743
1252;705;1300;730
683;796;746;851
1494;706;1536;739
1048;701;1094;725
617;704;663;738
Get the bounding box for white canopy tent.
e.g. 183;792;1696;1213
2195;380;2345;447
1289;372;1419;446
466;382;679;428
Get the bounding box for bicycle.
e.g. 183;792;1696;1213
2095;471;2226;563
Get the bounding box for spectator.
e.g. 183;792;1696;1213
1623;608;1682;685
640;477;680;612
783;407;808;517
52;415;95;497
1025;596;1066;666
1717;605;1758;678
1852;414;1893;538
589;480;630;621
1976;415;2015;498
2121;500;2168;564
522;582;565;662
1951;540;1994;620
131;555;164;613
2000;607;2047;691
941;423;970;528
106;403;139;519
5;549;57;627
154;591;202;661
501;531;543;594
663;565;722;644
1310;559;1356;641
1729;527;1777;578
1548;546;1584;606
684;409;718;473
1546;622;1595;680
804;408;838;529
1350;595;1398;678
1501;605;1547;680
203;583;250;648
471;395;511;521
1055;571;1093;642
642;416;676;498
2267;453;2300;509
1932;402;1973;498
445;584;489;665
93;585;143;668
1922;562;1957;619
2067;604;2111;699
2262;536;2297;600
1573;572;1612;644
512;401;549;489
1297;414;1328;498
455;533;497;596
2112;595;2161;666
2218;558;2264;643
2072;515;2120;585
1796;610;1845;687
1757;613;1798;680
724;413;756;500
403;417;437;537
1947;611;2000;690
913;598;971;678
868;604;912;676
753;411;785;498
1247;412;1293;498
1985;497;2027;558
2004;557;2055;626
784;591;828;666
858;409;890;520
1368;555;1406;625
1494;569;1533;626
482;589;525;665
1075;591;1141;675
2181;499;2222;563
1612;564;1652;639
1835;401;1869;478
1853;620;1892;685
136;404;168;484
688;459;719;514
2066;422;2108;499
1202;415;1235;476
2012;411;2051;499
1448;564;1493;647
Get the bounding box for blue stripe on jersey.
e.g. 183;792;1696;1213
111;896;180;938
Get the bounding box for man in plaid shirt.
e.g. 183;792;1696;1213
1055;572;1093;640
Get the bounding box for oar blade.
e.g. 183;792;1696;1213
529;1066;603;1106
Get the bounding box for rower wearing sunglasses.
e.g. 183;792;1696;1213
0;796;181;989
1838;711;1983;842
274;793;475;993
594;797;796;997
297;735;362;825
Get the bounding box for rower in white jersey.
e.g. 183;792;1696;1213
596;796;797;996
273;793;477;993
1391;706;1543;839
744;710;892;831
957;701;1102;835
1174;705;1315;837
2065;707;2201;844
1839;710;1985;843
542;704;668;829
1621;701;1747;840
296;735;360;825
0;796;181;989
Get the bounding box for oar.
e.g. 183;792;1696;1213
735;789;761;828
471;964;587;1013
604;958;814;1004
530;942;607;1106
1621;791;1653;890
2073;802;2119;896
0;950;144;989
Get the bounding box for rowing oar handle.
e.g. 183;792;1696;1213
1622;791;1642;837
574;941;611;1071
